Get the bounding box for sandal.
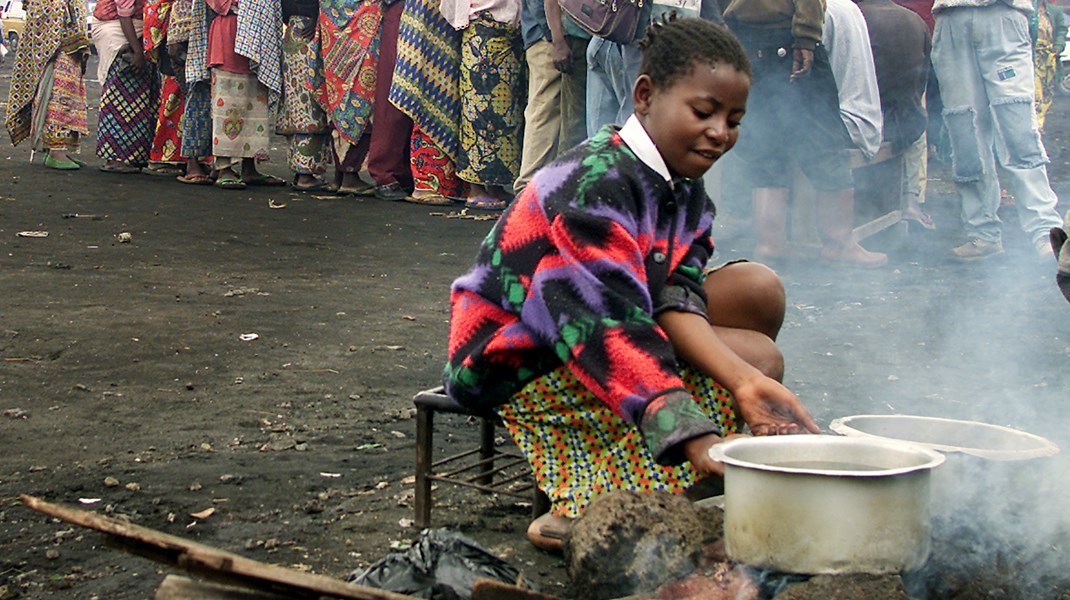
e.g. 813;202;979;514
243;173;287;187
99;163;141;174
527;513;572;554
405;193;454;206
214;176;247;190
44;155;80;170
143;163;185;177
465;196;508;211
177;173;214;186
336;180;376;196
292;178;338;193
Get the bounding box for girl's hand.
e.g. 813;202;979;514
732;376;820;436
683;432;749;476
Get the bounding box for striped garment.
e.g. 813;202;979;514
388;0;462;161
445;125;722;463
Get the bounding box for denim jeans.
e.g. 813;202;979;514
932;3;1062;244
585;37;643;137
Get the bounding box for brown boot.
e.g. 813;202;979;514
752;188;807;261
816;190;888;268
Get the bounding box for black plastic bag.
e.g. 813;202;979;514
348;528;532;600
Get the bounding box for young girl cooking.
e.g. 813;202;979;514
445;17;819;551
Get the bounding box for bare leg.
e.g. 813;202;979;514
703;262;786;381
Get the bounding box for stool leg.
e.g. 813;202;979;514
532;488;550;519
477;417;495;487
415;405;433;529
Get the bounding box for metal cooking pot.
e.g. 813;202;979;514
708;435;945;575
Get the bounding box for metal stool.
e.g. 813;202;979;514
413;386;550;528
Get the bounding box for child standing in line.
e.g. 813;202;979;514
445;17;818;552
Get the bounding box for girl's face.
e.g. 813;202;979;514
633;61;750;180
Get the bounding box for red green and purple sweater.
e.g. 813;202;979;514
444;124;725;464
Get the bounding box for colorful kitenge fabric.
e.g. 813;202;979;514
181;81;214;159
150;76;187;162
497;364;739;518
96;58;162;165
211;69;271;161
445;126;721;464
389;0;461;161
1034;7;1057;131
412;126;465;198
279;16;329;174
41;53;90;150
6;0;89;146
143;0;172;62
457;15;526;187
316;0;382;145
186;0;213;86
235;0;284;105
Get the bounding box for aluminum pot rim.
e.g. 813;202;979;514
829;414;1060;460
708;434;945;477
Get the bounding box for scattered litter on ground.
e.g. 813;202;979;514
239;333;259;342
190;507;216;520
268;200;287;209
116;232;132;243
428;208;498;221
61;213;103;220
17;231;48;238
78;498;101;505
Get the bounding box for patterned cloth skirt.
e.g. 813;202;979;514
149;75;186;163
181;80;213;160
37;52;89;151
1034;38;1057;132
279;16;330;175
96;55;161;164
496;364;739;519
211;69;271;163
457;15;525;188
411;126;465;198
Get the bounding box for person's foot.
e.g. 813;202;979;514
902;206;935;230
753;242;815;263
375;182;412;201
950;238;1004;261
527;513;572;553
1035;237;1056;262
821;242;888;268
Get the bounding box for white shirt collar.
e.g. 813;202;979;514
618;114;673;184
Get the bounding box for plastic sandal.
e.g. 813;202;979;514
243;173;287;187
214;177;247;190
464;196;508;211
177;173;214;186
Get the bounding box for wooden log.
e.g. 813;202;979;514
19;495;416;600
156;575;290;599
471;578;561;600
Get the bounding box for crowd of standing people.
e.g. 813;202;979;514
2;0;1066;261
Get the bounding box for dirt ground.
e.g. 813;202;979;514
2;57;1070;600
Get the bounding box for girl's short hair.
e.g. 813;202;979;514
637;15;751;88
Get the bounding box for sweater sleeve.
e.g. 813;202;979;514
531;198;719;463
791;0;825;49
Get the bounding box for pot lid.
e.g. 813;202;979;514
829;414;1060;461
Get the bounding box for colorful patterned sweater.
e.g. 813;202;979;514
445;125;725;464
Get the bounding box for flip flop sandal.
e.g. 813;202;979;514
405;193;454;206
177;173;214;185
336;181;376;196
99;163;141;174
244;174;287;187
214;177;247;190
292;179;338;193
143;164;185;177
464;196;508;211
44;155;80;170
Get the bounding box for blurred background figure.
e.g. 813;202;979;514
931;0;1063;262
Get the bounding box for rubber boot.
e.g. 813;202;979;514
816;190;888;267
752;188;792;261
